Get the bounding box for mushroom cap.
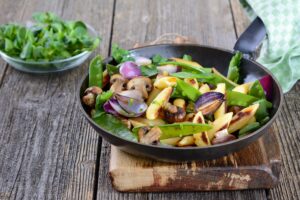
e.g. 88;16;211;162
127;76;152;92
110;74;127;84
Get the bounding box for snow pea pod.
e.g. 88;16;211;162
227;51;242;83
93;112;137;142
171;78;201;101
159;61;211;74
238;122;260;137
89;55;103;88
132;123;212;140
226;90;258;107
249;80;266;99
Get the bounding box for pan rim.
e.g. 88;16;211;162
77;43;283;151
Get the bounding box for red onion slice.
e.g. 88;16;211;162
195;92;225;115
115;94;147;116
119;61;141;79
259;75;273;100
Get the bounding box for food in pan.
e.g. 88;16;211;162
81;44;273;147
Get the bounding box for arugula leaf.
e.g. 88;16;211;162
140;64;158;77
152;54;168;65
93;112;137;142
249;80;266;99
227;51;242;83
111;44;134;63
172;79;201;101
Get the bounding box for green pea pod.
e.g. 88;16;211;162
93;112;137;142
159;61;211;74
249;80;266;99
226;90;258;107
239;122;260;137
212;68;238;89
89;55;103;88
172;78;201;101
227;51;242;83
95;90;113;111
253;99;272;122
132;123;212;140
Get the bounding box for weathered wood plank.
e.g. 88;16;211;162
0;0;114;199
231;0;300;199
109;127;280;192
96;0;266;199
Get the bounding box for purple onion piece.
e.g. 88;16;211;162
259;75;273;100
212;134;236;145
103;101;119;116
195;92;225;115
157;65;180;74
119;61;141;79
118;90;143;101
134;56;152;66
115;94;147;116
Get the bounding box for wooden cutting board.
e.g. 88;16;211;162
109;126;281;192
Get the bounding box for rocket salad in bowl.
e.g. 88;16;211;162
80;44;273;147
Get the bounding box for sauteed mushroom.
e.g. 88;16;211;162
82;86;102;107
138;126;162;145
127;76;152;99
110;74;127;93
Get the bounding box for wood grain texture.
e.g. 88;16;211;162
109;128;280;192
96;0;267;199
0;0;114;199
231;1;300;199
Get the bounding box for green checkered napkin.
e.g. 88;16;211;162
240;0;300;92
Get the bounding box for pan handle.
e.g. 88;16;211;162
233;17;266;58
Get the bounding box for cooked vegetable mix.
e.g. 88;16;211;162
0;12;100;61
82;44;273;147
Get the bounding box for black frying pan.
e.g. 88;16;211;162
78;18;283;161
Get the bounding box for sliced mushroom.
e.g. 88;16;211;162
138;126;162;145
82;86;102;107
127;76;153;99
162;102;186;123
110;74;127;93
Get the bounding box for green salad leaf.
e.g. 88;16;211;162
141;64;158;77
0;12;100;61
152;54;168;65
111;44;134;63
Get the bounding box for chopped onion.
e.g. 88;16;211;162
157;65;180;74
119;61;141;79
134;56;152;66
259;75;273;100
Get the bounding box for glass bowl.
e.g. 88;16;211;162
0;24;98;73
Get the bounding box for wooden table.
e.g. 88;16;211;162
0;0;299;199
